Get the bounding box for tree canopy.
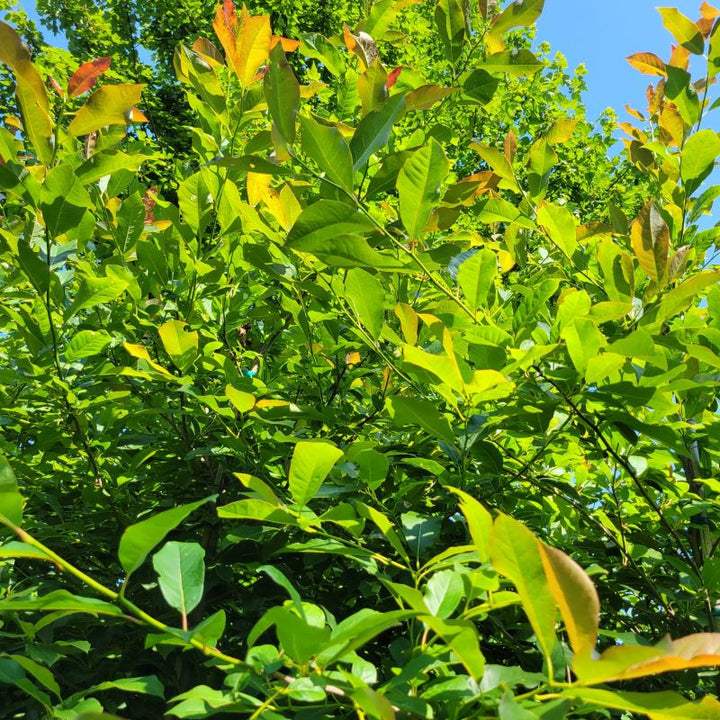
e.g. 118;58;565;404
1;1;720;718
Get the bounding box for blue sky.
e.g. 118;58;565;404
537;1;708;120
16;0;713;123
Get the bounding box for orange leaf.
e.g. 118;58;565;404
213;2;242;75
192;38;224;65
575;633;720;684
343;23;357;54
624;105;646;121
626;52;667;77
701;1;720;19
129;107;148;123
669;43;690;69
270;35;300;53
68;57;112;97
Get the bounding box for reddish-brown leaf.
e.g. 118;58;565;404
385;66;403;89
67;57;112;97
214;2;242;75
48;75;64;97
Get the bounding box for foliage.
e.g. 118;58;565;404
0;1;720;718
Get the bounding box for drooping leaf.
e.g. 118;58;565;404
0;21;53;163
264;43;299;144
434;0;466;63
0;590;123;616
538;542;599;655
0;454;22;528
344;267;385;339
152;541;206;617
630;202;669;283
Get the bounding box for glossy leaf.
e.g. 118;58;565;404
434;0;466;63
680;129;720;195
69;84;144;137
350;92;406;170
659;7;704;54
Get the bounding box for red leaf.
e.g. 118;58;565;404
68;57;112;97
48;75;65;97
386;66;403;89
223;0;237;29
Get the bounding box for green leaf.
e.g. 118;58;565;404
0;589;123;616
76;150;153;185
537;202;577;258
290;233;408;270
424;570;464;618
385;396;455;444
225;385;256;412
118;497;214;575
158;319;199;373
631;202;669;283
681;129;720;195
345;267;385;339
249;606;331;664
65;330;112;361
490;514;556;657
476;49;543;76
401;512;441;554
561;318;605;375
457;249;497;311
397;139;449;237
64;275;129;320
289;440;344;508
435;0;466;63
286;200;375;246
152;541;205;617
217;499;297;525
264;43;300;144
350;93;406;170
641;270;720;330
0;22;53;164
91;675;165;697
300;114;354;192
423;615;485;679
462;69;500;105
490;0;545;36
317;609;418;665
40;164;93;237
68;83;144;137
0;454;22;528
658;8;705;54
449;487;492;562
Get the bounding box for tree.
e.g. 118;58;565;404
0;1;719;718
